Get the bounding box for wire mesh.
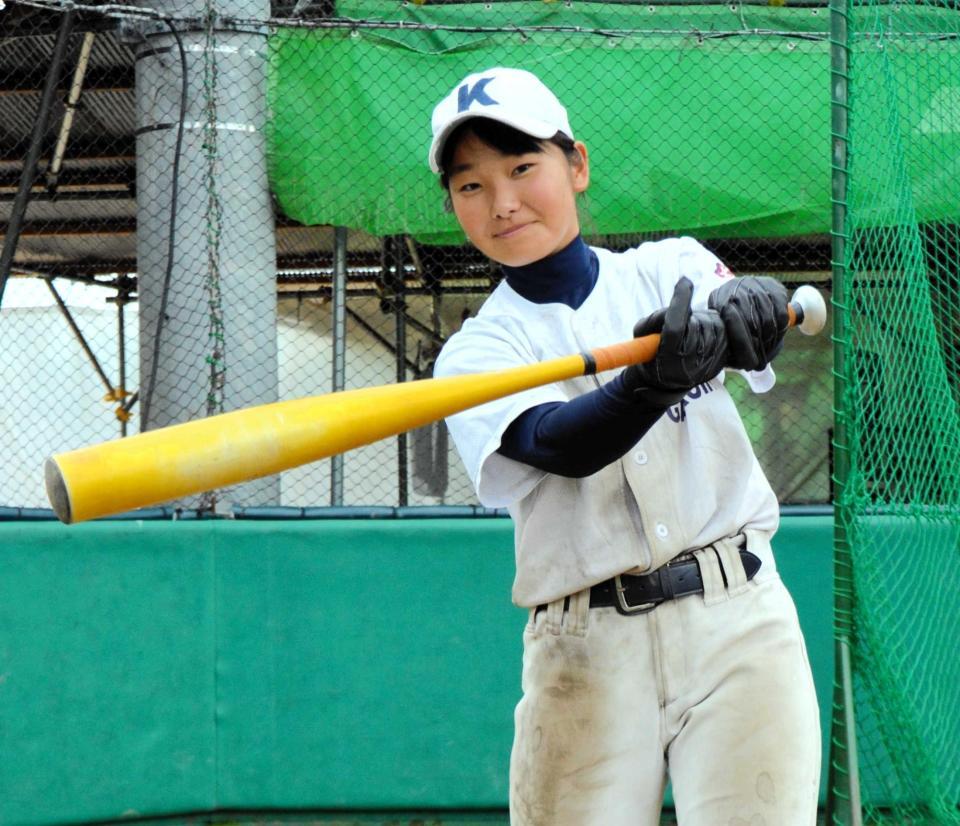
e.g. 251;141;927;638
1;0;835;512
832;0;960;821
3;3;960;819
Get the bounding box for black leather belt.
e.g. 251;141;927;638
588;547;761;616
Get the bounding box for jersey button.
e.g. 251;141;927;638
633;450;648;465
655;523;669;539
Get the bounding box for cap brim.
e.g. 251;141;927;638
428;108;563;174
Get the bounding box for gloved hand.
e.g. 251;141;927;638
622;277;728;406
708;275;789;371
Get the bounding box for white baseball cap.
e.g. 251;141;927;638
428;67;575;174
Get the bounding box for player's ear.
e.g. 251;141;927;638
571;141;590;193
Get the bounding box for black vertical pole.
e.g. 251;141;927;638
118;292;128;438
0;10;76;305
394;235;408;507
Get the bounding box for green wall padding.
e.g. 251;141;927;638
0;517;831;825
0;525;216;821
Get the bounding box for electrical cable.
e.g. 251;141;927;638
140;18;187;430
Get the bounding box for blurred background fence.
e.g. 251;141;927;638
0;0;836;512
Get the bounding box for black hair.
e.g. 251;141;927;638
438;117;581;190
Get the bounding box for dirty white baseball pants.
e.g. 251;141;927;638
509;533;821;826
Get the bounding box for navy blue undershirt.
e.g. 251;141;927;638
497;237;671;478
502;234;599;308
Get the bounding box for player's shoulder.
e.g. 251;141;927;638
596;236;726;283
589;236;706;271
434;286;536;378
586;237;704;283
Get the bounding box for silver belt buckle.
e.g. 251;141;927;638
614;574;662;616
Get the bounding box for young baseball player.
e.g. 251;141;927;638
428;68;821;825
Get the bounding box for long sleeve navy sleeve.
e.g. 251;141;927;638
497;372;672;478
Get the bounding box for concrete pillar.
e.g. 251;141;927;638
133;0;278;507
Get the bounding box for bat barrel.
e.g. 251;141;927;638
45;353;588;524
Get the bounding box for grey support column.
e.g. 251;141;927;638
133;0;278;507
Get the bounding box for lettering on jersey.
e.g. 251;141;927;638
715;261;735;279
666;380;715;423
457;78;498;112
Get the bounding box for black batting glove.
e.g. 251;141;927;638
708;275;789;371
622;277;728;406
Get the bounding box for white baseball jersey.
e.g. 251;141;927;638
434;237;780;607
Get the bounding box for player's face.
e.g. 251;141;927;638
447;133;590;267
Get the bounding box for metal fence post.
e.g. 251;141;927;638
827;0;863;820
331;225;347;505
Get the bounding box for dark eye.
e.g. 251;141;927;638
513;163;534;176
457;182;480;193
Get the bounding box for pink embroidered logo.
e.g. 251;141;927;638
715;262;735;279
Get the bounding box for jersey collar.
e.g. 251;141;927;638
501;235;599;309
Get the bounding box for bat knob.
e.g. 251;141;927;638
789;285;827;336
45;457;73;524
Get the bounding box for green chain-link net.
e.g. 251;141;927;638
836;0;960;822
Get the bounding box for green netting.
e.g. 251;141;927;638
266;1;960;244
836;0;960;822
269;1;840;243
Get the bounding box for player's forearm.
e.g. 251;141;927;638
497;373;669;477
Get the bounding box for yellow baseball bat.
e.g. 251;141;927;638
45;287;826;524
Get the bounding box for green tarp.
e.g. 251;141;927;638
266;1;960;244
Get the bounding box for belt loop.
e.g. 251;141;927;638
715;536;750;596
692;547;727;606
545;597;565;636
565;589;591;636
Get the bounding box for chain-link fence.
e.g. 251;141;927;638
1;0;835;512
830;0;960;820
